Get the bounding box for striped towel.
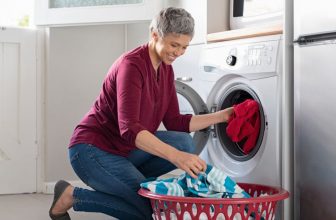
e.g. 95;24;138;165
140;164;250;199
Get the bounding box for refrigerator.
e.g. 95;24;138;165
293;0;336;219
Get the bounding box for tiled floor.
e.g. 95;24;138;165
0;193;116;220
0;170;182;220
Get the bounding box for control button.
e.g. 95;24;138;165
267;57;272;64
226;55;237;66
256;50;260;56
268;45;273;51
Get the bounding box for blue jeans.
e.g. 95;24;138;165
69;131;195;220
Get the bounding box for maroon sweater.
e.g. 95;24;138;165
69;44;192;157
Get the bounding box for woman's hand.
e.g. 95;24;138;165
220;107;234;123
169;150;207;179
189;107;234;132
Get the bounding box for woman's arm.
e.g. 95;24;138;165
134;107;233;178
135;130;206;179
189;107;233;132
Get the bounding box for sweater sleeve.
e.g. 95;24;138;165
162;76;192;132
116;59;146;145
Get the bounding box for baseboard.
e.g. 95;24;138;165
43;180;93;194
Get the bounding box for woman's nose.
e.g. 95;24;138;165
174;48;184;57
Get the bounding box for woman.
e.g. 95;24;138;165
49;7;233;220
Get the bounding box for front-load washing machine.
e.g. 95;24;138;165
168;35;285;218
198;34;283;187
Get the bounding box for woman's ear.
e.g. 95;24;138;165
151;31;159;41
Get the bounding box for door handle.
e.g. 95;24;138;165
176;77;192;82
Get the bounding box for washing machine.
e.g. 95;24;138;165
198;34;283;187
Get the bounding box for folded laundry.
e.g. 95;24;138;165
226;99;261;154
140;164;250;199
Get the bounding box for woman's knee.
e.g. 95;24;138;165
155;131;195;153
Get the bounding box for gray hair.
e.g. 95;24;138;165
149;7;194;38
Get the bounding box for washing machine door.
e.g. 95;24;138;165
175;80;210;155
214;83;265;160
206;75;267;176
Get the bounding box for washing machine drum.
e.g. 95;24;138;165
214;84;266;161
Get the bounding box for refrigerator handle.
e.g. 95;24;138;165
294;31;336;45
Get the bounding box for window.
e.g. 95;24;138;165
49;0;143;8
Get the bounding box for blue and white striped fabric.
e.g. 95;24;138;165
140;164;250;199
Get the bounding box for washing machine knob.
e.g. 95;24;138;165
226;55;237;66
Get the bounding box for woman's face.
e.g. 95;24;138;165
153;32;192;65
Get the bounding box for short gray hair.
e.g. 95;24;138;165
150;7;194;38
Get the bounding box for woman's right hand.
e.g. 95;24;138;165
170;150;207;179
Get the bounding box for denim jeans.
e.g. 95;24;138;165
69;131;195;220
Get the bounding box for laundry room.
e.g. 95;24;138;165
1;0;336;219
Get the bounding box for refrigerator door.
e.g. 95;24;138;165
294;42;336;219
294;0;336;39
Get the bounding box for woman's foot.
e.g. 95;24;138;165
49;180;74;219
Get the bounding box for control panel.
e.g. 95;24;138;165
245;43;277;68
200;36;281;77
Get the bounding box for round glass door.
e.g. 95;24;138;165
214;84;266;161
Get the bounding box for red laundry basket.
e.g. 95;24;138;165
138;183;289;220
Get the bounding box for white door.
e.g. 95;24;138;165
0;27;37;194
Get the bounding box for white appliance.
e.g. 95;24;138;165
293;0;336;219
199;34;283;186
230;0;283;30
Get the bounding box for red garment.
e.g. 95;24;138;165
226;99;260;154
69;44;192;157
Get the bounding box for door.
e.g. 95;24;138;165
294;0;336;39
175;80;210;155
0;27;37;194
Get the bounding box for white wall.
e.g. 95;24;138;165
126;22;150;50
45;23;149;182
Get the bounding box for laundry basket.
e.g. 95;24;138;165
138;183;289;220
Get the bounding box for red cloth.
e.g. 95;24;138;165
226;99;260;154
